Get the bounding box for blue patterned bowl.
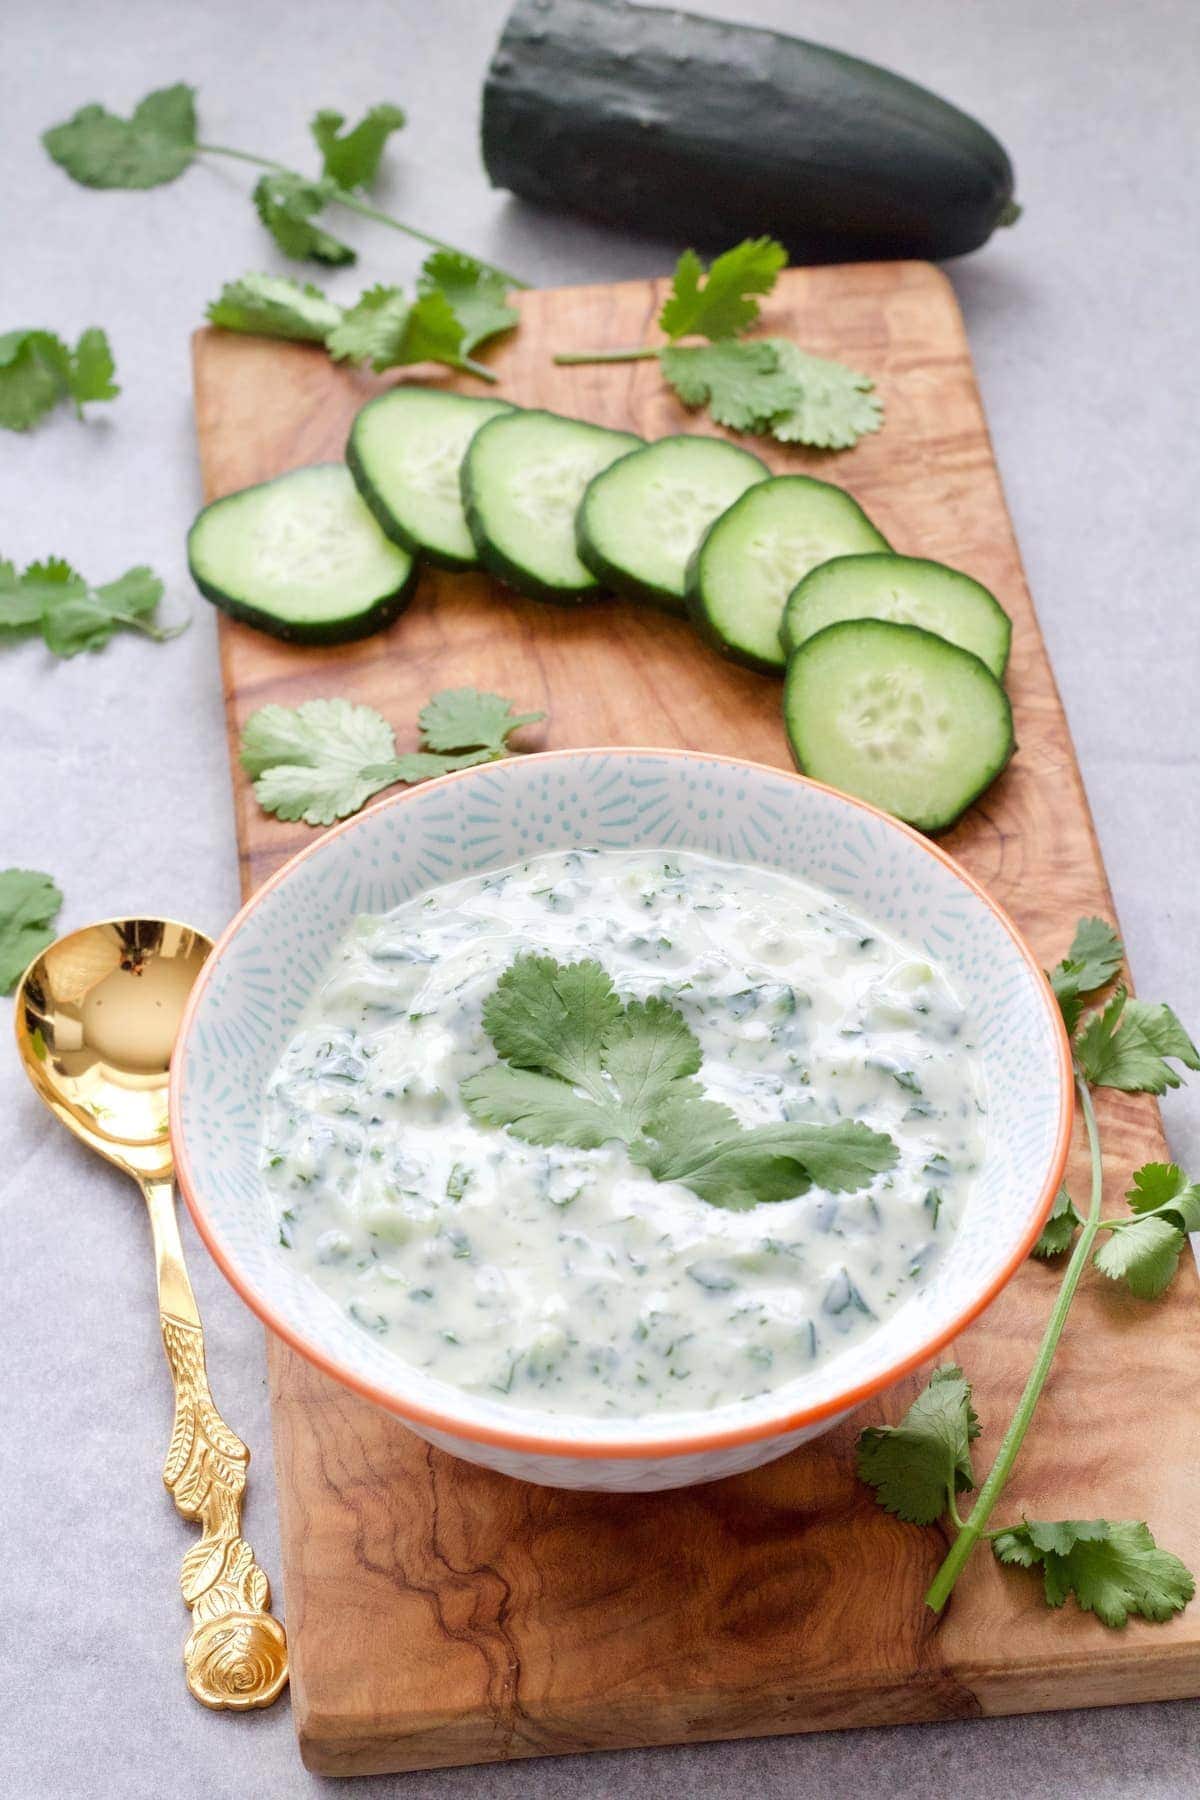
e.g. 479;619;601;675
171;749;1072;1492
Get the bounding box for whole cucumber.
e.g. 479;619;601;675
482;0;1019;262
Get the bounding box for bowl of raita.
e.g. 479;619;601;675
171;749;1072;1491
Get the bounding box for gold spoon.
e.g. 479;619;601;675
14;917;288;1711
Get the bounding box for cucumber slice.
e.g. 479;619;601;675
188;464;417;645
576;433;768;611
346;388;515;570
687;475;889;673
782;552;1011;679
783;619;1014;833
462;409;642;602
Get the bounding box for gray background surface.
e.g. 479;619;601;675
2;1;1197;1795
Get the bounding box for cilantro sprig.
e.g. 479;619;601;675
554;238;883;452
856;917;1197;1628
42;84;526;292
0;869;63;994
460;953;897;1211
207;257;518;382
239;686;544;827
0;557;186;656
0;327;117;432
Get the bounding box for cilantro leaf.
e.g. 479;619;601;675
1031;1185;1084;1259
765;341;883;451
992;1519;1194;1627
659;340;803;435
1075;987;1200;1093
658;238;787;342
206;274;344;344
43;83;197;188
0;869;63;994
66;328;119;411
239;697;399;825
240;686;540;826
417;687;543;753
633;1095;897;1210
1093;1216;1186;1300
325;284;410;367
461;954;897;1209
1050;917;1124;1030
310;102;406;191
0;558;179;656
253;172;355;266
1126;1162;1200;1232
0;328;118;431
417;252;518;360
856;1367;980;1525
326;269;511;380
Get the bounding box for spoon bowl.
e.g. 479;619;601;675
16;919;211;1177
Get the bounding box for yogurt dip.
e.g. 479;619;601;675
261;847;986;1418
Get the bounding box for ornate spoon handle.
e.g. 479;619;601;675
142;1177;288;1710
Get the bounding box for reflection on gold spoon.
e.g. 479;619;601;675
14;919;288;1711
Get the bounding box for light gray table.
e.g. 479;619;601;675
3;2;1197;1795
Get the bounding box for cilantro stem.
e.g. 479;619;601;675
195;144;530;291
553;347;660;366
924;1074;1103;1613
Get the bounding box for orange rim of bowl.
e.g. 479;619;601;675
171;748;1074;1462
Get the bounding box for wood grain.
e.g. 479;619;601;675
192;263;1200;1777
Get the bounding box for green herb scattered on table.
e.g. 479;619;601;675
857;916;1197;1628
42;84;526;290
0;327;117;432
239;686;545;827
208;256;518;383
0;869;63;994
0;558;186;656
554;238;883;451
460;952;897;1210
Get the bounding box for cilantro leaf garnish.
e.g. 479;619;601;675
0;327;119;431
1074;986;1200;1093
1030;1184;1083;1259
659;339;881;449
205;274;343;344
0;869;63;994
44;87;526;291
992;1520;1194;1627
0;557;183;656
658;237;788;343
854;918;1199;1631
658;341;804;435
253;172;355;266
460;954;896;1210
42;83;197;188
417;253;519;360
856;1367;980;1525
240;686;544;827
1049;917;1124;1030
1092;1161;1200;1299
324;285;410;366
765;341;885;450
310;102;405;191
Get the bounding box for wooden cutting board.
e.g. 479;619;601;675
192;264;1200;1777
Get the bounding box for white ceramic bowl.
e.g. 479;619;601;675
171;749;1071;1492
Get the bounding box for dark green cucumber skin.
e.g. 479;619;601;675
346;392;511;573
685;477;889;677
461;410;640;605
575;438;769;614
191;562;418;646
483;0;1018;263
187;472;420;647
782;619;1016;834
